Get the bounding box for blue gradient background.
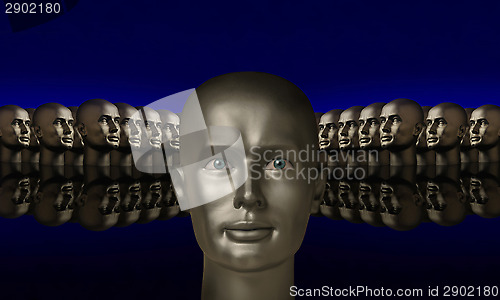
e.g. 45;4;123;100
0;1;500;299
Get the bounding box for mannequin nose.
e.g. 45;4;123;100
319;127;327;138
151;124;160;137
20;122;29;134
109;120;118;133
233;178;265;210
62;122;72;135
428;122;438;134
340;125;348;136
471;122;480;134
381;121;391;133
360;122;369;135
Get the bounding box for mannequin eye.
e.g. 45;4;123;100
68;120;74;126
380;118;386;123
264;159;294;170
359;120;365;126
204;158;229;170
25;121;31;127
426;120;432;126
338;122;344;128
370;119;378;125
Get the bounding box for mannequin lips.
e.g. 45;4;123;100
150;138;161;146
381;135;392;142
107;135;119;143
62;137;73;144
470;136;481;142
19;136;30;143
170;140;179;147
359;137;371;144
319;139;330;146
339;138;350;145
427;137;438;144
224;221;274;242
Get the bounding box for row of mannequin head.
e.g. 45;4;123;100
0;100;179;167
317;99;500;166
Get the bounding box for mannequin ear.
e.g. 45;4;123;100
33;125;43;138
457;124;466;139
413;122;424;138
458;191;466;204
34;191;42;204
77;194;87;207
77;123;87;138
310;167;327;215
413;192;423;206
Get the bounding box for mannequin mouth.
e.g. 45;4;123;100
129;137;140;144
62;137;73;143
359;137;371;144
224;222;274;242
19;137;30;143
339;138;350;145
107;136;119;143
381;135;392;142
319;140;330;146
427;137;438;144
470;136;481;142
170;140;180;147
150;138;162;146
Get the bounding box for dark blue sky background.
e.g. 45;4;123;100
1;0;500;111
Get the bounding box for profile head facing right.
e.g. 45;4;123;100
469;105;500;150
318;109;343;151
0;105;31;151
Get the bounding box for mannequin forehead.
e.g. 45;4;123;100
471;105;500;121
115;103;137;119
0;106;29;126
77;100;119;123
196;73;316;147
381;100;423;123
157;110;179;124
360;103;385;120
339;106;363;122
140;107;161;123
428;103;467;125
34;104;73;125
319;109;342;124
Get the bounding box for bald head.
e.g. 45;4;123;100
338;106;364;150
76;99;120;151
319;109;343;150
426;103;467;150
33;103;74;151
470;105;500;149
0;105;31;149
359;103;385;149
380;98;424;150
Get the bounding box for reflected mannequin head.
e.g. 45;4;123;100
0;172;30;218
469;105;500;150
157;109;180;152
416;106;431;151
338;106;364;150
114;103;141;152
318;109;343;151
187;72;324;272
138;107;163;150
469;172;500;218
425;177;466;226
158;177;180;221
379;178;424;231
33;176;74;226
115;176;142;227
0;105;31;151
359;103;385;150
136;177;162;224
68;106;84;151
77;178;121;231
319;180;342;220
33;103;74;152
426;103;467;152
76;99;120;152
358;178;385;227
338;180;363;223
25;108;39;151
380;98;424;151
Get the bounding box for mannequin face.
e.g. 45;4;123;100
34;178;74;226
158;110;180;151
469;106;500;149
359;104;384;149
187;73;322;272
380;100;423;151
115;104;141;150
461;108;475;150
0;106;30;149
140;108;163;150
318;110;342;150
115;179;142;227
33;104;74;151
379;180;423;231
25;108;39;150
358;180;384;227
338;180;363;223
426;104;466;151
68;106;84;151
338;107;362;150
77;100;120;151
416;106;431;150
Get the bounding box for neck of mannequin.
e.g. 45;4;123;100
201;256;294;300
416;150;435;166
110;150;132;167
0;144;22;163
389;145;416;166
39;146;65;166
21;148;40;164
477;144;500;163
65;150;84;166
84;146;111;166
460;148;478;164
435;146;460;165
